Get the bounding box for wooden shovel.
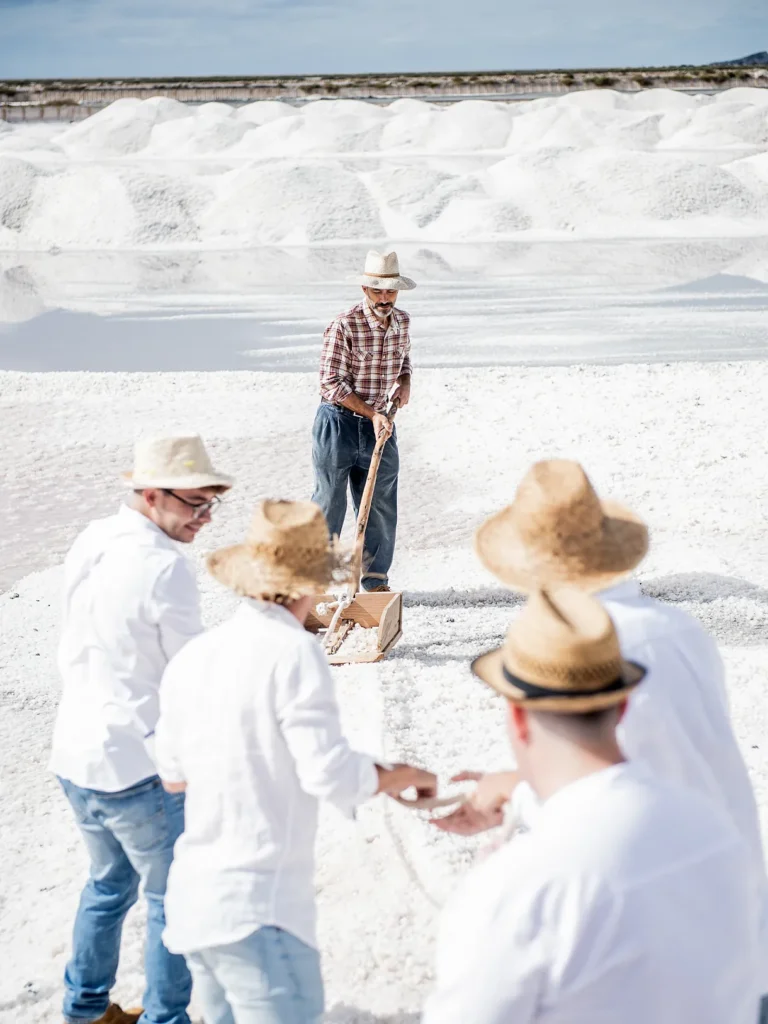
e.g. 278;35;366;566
321;386;400;655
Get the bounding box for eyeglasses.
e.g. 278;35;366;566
162;489;222;519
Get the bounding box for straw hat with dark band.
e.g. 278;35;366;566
475;460;649;593
208;499;350;601
473;588;645;713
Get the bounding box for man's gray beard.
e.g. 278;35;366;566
369;303;392;321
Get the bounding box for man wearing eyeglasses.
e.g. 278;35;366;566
50;435;233;1024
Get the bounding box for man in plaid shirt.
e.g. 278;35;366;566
311;250;416;593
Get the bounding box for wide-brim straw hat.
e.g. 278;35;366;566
473;587;646;713
122;434;233;490
357;249;416;291
208;499;351;600
476;460;648;593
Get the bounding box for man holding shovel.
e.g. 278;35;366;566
311;250;415;593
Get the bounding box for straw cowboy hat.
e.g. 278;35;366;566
122;434;234;491
208;499;350;600
358;250;416;291
475;460;648;593
473;587;646;713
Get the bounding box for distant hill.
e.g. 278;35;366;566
715;51;768;66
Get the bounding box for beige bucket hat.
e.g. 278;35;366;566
208;499;350;600
358;250;416;291
475;460;648;593
122;435;233;491
473;587;646;713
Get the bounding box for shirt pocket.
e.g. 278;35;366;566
353;344;376;367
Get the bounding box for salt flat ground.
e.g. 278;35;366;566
3;316;768;1020
3;240;768;373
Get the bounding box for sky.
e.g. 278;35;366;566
1;0;767;80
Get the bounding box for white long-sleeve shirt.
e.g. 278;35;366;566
425;764;762;1024
49;505;202;792
513;580;765;878
155;599;379;955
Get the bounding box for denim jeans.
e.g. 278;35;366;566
311;402;399;589
186;927;324;1024
58;775;191;1024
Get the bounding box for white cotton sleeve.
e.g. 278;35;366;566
153;557;204;664
275;635;379;816
423;844;545;1024
153;664;186;784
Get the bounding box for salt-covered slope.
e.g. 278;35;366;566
2;89;768;249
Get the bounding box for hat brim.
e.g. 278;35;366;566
122;471;234;491
358;275;417;291
472;647;646;712
475;498;648;594
207;542;347;600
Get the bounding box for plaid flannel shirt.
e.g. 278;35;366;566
319;302;412;412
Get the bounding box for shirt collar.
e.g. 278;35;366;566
242;598;305;631
597;578;642;602
538;762;633;818
117;503;178;548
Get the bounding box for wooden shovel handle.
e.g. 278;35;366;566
350;405;398;586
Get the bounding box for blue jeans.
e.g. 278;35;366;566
186;927;324;1024
58;775;191;1024
311;402;399;589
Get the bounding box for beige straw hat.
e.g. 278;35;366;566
475;460;648;593
473;588;646;713
208;499;350;600
358;250;416;291
122;435;233;491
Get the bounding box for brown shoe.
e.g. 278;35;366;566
367;584;391;593
93;1005;143;1024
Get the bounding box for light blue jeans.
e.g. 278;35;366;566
186;927;324;1024
58;775;191;1024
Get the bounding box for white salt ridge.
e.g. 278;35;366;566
2;88;768;249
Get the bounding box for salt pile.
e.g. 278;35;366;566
337;623;380;656
2;88;768;249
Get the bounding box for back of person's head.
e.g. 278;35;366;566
471;588;646;794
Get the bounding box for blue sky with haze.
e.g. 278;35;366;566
2;0;767;78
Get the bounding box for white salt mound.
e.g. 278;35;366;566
3;87;768;249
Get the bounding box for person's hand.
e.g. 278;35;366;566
372;412;393;440
395;378;411;408
429;771;518;836
376;763;437;801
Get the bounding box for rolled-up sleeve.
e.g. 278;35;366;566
275;635;378;815
319;319;355;405
400;333;412;378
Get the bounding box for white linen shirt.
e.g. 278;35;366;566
49;505;202;792
155;600;379;955
424;764;762;1024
